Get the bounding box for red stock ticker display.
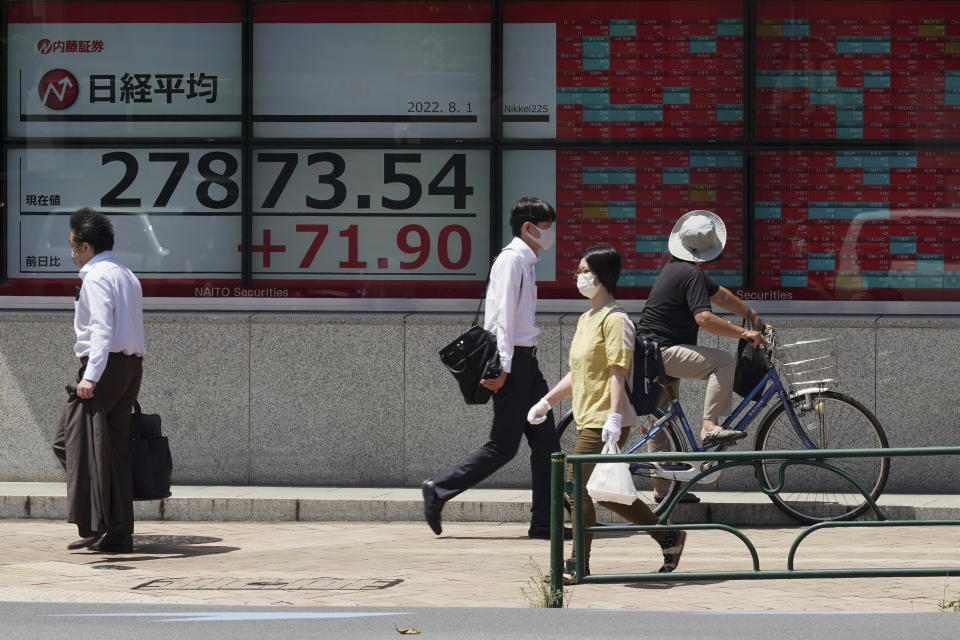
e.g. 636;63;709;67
753;150;960;300
503;1;745;139
542;149;744;295
756;0;960;140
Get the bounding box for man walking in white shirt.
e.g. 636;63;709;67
53;208;147;553
422;197;568;539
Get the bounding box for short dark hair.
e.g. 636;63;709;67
70;207;114;253
582;245;621;295
509;197;556;237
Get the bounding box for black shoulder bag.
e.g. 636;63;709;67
438;260;504;405
600;307;666;415
733;315;770;398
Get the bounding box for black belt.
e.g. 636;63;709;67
80;353;141;364
514;345;537;357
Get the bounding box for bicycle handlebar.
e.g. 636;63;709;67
750;315;776;350
757;321;777;363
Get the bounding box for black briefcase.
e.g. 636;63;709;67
128;401;173;500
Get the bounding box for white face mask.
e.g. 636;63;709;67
528;223;556;251
577;272;601;298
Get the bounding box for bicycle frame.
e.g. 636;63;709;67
623;363;817;477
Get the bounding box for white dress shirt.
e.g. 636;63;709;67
484;236;540;373
74;251;147;382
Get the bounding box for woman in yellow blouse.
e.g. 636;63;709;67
527;245;685;583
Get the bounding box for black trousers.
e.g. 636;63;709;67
433;349;560;527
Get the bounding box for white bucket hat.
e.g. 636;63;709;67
667;210;727;262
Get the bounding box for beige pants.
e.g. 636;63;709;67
659;343;735;424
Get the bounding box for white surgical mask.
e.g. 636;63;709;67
529;224;556;251
577;272;601;298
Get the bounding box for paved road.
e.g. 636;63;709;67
1;602;958;640
1;519;958;613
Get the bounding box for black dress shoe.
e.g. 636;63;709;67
67;533;103;550
91;535;133;553
421;479;444;535
528;525;573;540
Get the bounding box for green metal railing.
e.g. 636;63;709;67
548;446;960;606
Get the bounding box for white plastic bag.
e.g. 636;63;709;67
585;441;638;505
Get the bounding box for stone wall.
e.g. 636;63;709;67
1;311;956;493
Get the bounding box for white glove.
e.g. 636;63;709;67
527;398;551;425
601;412;623;443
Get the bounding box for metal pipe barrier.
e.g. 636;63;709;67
549;446;960;607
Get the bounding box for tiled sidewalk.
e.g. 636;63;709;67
1;519;957;612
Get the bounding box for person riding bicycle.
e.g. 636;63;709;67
638;210;770;473
527;246;686;583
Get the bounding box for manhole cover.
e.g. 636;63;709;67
134;577;402;591
93;565;133;571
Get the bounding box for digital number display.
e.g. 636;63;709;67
503;1;744;139
756;1;960;139
252;1;491;139
251;149;490;281
754;149;960;298
503;149;744;293
5;1;242;138
6;148;242;280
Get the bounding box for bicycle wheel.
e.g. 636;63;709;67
621;408;687;515
554;408;580;463
552;408;579;519
754;390;889;524
554;408;686;517
556;409;577;514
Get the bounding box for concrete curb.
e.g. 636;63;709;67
3;483;960;526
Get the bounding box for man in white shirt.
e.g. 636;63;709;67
54;208;147;553
422;197;568;539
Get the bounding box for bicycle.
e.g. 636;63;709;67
554;329;890;525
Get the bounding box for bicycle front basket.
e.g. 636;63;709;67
775;337;839;394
